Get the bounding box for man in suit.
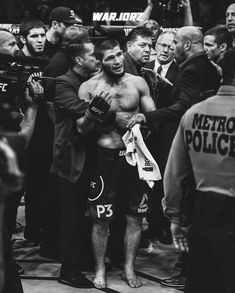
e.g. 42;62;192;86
128;26;220;131
124;26;153;76
142;31;179;244
39;26;89;259
128;25;221;289
50;39;98;288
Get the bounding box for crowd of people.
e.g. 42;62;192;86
0;1;235;293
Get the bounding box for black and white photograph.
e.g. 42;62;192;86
0;0;234;292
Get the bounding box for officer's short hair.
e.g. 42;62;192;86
220;48;235;85
126;26;153;43
204;26;233;49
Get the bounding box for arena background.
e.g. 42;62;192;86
0;0;234;29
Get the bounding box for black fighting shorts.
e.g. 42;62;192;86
88;147;151;220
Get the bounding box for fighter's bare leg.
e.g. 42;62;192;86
92;219;109;288
122;215;143;288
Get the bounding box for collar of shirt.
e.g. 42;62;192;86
71;69;87;83
179;51;205;69
154;60;173;77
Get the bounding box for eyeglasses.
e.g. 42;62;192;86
157;42;174;51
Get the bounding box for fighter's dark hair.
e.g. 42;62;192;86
94;38;120;61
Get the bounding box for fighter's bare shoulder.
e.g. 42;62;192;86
124;73;148;90
125;73;145;83
78;73;102;101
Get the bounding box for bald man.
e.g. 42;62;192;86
128;26;220;129
128;25;221;289
226;3;235;47
0;29;19;56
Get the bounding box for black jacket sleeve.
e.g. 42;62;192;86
54;77;88;120
145;68;209;125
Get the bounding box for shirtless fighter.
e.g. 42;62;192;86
76;39;156;289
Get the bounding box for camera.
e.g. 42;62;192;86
0;53;55;106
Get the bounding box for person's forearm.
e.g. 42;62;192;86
76;111;95;135
138;1;154;25
19;105;39;147
183;1;193;26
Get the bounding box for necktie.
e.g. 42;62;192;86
157;65;163;76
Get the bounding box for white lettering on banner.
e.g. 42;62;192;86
92;12;143;22
124;28;132;36
0;83;8;92
96;204;113;218
92;13;104;21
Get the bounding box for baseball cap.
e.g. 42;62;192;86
49;7;82;25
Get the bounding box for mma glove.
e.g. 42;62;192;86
87;94;111;122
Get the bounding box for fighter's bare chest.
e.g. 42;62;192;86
92;82;140;111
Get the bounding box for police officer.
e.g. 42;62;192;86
162;49;235;293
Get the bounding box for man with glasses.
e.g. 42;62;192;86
142;31;179;246
44;6;82;58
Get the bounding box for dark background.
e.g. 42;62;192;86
0;0;234;29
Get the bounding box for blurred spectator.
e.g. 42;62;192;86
225;3;235;47
204;26;233;65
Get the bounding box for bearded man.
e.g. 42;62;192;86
76;38;156;289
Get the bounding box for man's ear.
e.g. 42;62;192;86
75;56;83;66
126;41;131;52
184;40;191;52
51;20;59;29
19;36;26;45
220;43;227;54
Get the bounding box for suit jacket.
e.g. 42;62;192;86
50;69;90;183
124;52;141;76
145;53;220;171
144;60;179;108
124;52;158;101
145;52;220;125
44;48;69;78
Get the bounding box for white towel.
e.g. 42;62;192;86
122;124;161;188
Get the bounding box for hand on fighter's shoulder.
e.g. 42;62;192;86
78;76;99;101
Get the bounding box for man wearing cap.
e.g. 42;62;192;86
44;6;82;58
